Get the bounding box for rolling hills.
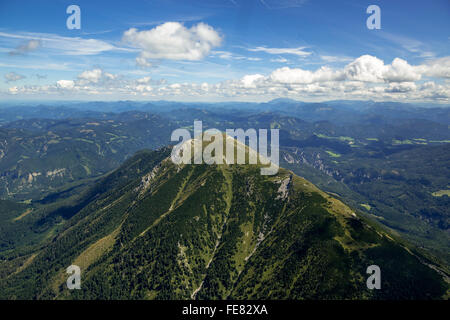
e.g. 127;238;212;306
0;112;173;200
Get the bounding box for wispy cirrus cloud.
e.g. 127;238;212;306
129;15;207;27
319;55;353;63
375;32;436;59
270;57;289;63
212;50;261;61
0;31;133;56
246;46;311;57
0;61;79;71
259;0;308;9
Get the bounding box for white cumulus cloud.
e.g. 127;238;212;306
343;55;386;82
78;68;103;83
122;22;222;67
241;74;265;88
382;58;421;82
417;57;450;79
270;66;341;84
56;80;75;90
6;55;450;103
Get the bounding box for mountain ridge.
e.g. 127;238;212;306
0;143;448;299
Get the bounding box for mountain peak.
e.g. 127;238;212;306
1;146;447;300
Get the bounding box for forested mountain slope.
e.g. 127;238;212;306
0;143;447;299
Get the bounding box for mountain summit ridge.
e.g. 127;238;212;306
0;144;448;299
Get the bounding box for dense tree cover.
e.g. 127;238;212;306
282;143;450;265
0;101;449;300
1;104;449;270
0;146;447;300
0;113;173;200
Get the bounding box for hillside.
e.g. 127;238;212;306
280;143;450;264
0;142;448;300
0;106;449;276
0;113;172;200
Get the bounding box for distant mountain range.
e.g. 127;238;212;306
1;99;449;125
0;100;449;299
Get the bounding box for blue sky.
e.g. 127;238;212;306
0;0;449;102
